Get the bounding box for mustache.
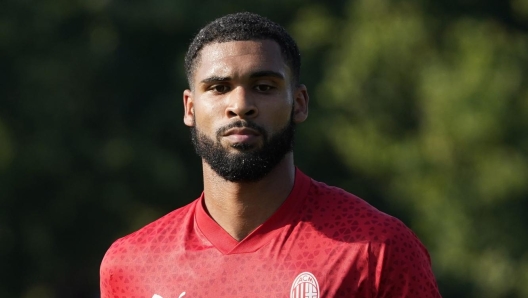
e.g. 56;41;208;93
216;120;268;140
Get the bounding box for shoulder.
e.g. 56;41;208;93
99;200;198;297
303;177;433;268
304;178;412;244
303;178;439;297
100;199;197;271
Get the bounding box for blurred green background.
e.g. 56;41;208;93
1;0;528;297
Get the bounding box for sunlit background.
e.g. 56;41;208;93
1;0;528;297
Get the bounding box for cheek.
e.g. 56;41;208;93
265;102;293;124
193;103;224;135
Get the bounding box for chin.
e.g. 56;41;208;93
230;142;259;151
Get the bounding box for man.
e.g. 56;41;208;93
100;12;441;297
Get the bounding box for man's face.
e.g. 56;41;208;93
183;40;308;182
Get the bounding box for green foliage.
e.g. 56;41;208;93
313;0;528;297
1;0;527;297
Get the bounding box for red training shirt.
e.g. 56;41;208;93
100;169;441;297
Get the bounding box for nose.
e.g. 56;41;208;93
225;86;258;119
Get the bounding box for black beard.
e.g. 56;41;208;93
190;116;295;182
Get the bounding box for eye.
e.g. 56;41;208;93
210;84;230;93
254;84;274;92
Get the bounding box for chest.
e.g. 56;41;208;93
112;243;371;298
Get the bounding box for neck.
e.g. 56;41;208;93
202;153;296;241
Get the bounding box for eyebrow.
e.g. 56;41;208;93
200;76;230;84
249;70;285;80
200;70;285;85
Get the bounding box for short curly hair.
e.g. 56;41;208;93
185;12;301;88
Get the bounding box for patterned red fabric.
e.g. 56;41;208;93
100;169;441;297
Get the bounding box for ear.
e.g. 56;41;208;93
292;84;309;124
183;89;195;127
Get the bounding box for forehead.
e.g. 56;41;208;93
193;40;289;82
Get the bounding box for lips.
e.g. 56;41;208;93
222;127;260;143
223;127;260;137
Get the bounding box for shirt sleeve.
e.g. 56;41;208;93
370;219;442;298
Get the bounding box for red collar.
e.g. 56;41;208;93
194;168;311;254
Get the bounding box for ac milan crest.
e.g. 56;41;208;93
290;272;320;298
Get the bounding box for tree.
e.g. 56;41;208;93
296;0;528;296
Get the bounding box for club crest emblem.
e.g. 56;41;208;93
290;272;320;298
